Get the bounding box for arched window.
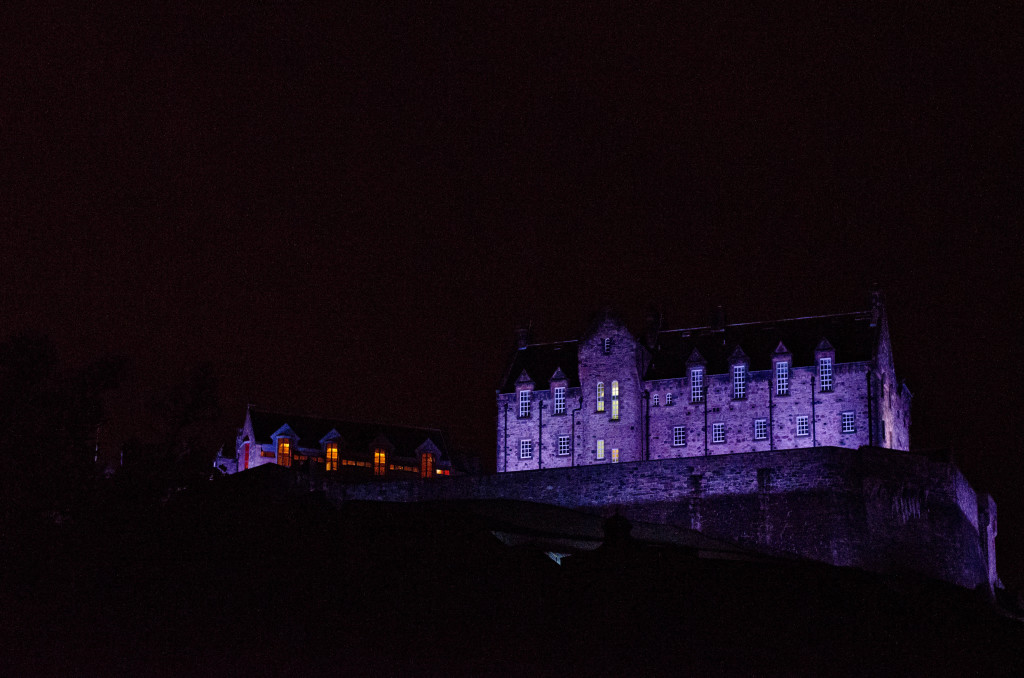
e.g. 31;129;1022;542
374;448;386;476
325;442;338;471
277;438;292;468
596;382;605;412
420;453;435;478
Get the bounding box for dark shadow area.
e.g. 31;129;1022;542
3;472;1022;678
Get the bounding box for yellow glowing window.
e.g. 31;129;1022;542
277;438;292;468
610;380;620;419
420;453;435;478
373;448;386;476
612;448;619;463
611;381;619;397
597;382;605;412
596;440;605;460
325;442;338;471
611;399;619;420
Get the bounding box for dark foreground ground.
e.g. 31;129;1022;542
3;472;1022;677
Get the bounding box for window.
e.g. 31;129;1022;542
691;368;704;403
796;415;809;437
775;361;789;396
520;439;532;459
712;422;725;443
610;380;619;420
596;439;605;460
553;387;566;414
819;357;833;392
754;419;768;440
558;435;570;456
420;453;434;478
374;448;386;475
519;389;531;418
842;411;855;434
603;337;611;354
277;438;292;468
611;448;620;463
325;442;338;471
652;394;659;407
242;442;249;471
732;364;746;400
596;382;605;412
665;393;673;406
673;426;686;447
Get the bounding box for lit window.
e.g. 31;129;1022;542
673;426;686;447
610;380;619;420
603;337;611;354
691;369;704;403
842;411;855;434
520;439;532;459
554;387;566;414
819;357;833;392
652;394;659;407
277;438;292;468
242;442;249;471
712;422;725;444
796;415;809;437
596;440;605;460
558;435;570;456
596;382;605;412
776;362;789;396
325;442;338;471
420;453;434;478
374;448;386;475
611;448;619;463
519;389;531;418
733;364;746;400
754;419;767;440
665;393;672;406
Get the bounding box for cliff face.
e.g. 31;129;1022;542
328;446;996;590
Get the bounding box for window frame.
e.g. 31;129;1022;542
519;439;533;459
277;437;292;468
819;357;833;392
672;426;686;447
596;382;605;412
841;411;855;434
732;364;746;400
518;389;531;418
691;368;704;403
754;418;768;440
553;386;566;414
652;393;659;407
610;380;620;420
712;422;725;444
325;442;338;471
557;435;570;456
596;439;605;460
775;361;789;396
796;415;809;437
373;448;387;475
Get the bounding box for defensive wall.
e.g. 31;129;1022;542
324;446;998;590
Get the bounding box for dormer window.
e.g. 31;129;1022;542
819;357;833;392
690;368;704;403
374;448;387;476
610;380;620;420
596;382;605;412
775;361;789;396
519;389;531;418
277;437;292;468
553;386;566;414
732;364;746;400
603;337;611;354
325;442;338;471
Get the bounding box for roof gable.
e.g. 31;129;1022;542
499;341;579;393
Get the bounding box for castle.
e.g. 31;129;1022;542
497;290;911;472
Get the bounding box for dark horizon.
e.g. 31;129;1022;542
3;2;1021;587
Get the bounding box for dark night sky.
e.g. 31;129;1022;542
3;3;1022;585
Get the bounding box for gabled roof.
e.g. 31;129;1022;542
645;311;876;379
245;408;451;461
499;341;579;393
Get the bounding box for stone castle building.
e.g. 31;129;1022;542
497;291;912;473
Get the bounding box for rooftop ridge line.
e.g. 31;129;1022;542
660;310;867;334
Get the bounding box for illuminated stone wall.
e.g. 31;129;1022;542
327;446;997;590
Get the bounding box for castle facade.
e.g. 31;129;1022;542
497;292;912;473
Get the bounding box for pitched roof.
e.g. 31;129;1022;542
246;408;450;460
499;341;579;393
646;311;876;379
